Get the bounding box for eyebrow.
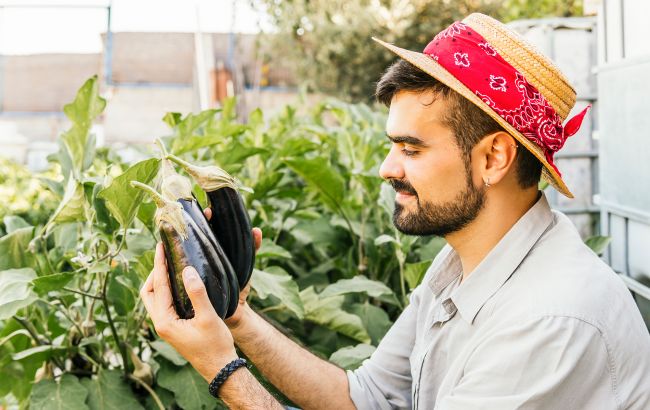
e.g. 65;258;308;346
386;133;429;148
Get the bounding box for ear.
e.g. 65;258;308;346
474;131;519;186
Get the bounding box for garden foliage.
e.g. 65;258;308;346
0;77;444;409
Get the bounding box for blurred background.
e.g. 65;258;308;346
2;0;649;325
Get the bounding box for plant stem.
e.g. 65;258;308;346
13;316;66;370
101;271;130;377
259;305;285;314
63;287;102;300
128;374;164;410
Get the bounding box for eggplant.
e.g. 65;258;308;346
156;140;240;318
166;154;255;289
130;181;231;319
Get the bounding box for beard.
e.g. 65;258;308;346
390;168;486;237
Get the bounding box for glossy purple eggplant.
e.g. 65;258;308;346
166;154;255;289
131;181;230;319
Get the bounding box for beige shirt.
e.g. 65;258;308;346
347;194;650;409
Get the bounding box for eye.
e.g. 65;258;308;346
401;147;419;157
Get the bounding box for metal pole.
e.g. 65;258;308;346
104;2;113;85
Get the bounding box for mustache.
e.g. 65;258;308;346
389;179;417;196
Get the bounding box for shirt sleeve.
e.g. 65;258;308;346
346;282;424;410
436;315;618;410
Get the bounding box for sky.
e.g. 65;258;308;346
0;0;266;55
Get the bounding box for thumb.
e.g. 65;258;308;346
182;266;215;320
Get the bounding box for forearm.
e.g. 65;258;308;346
229;305;356;410
218;367;285;410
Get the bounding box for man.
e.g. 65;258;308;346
140;13;650;409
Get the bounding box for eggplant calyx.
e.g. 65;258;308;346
130;181;189;240
156;139;194;201
166;154;238;192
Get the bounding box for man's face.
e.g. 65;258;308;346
379;91;486;236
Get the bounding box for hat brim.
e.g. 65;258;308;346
372;37;573;198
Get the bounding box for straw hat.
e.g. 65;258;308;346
373;13;589;198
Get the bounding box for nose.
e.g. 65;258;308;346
379;146;405;181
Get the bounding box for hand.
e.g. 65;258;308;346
203;208;262;329
140;243;238;382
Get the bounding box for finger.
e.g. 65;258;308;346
140;273;154;314
252;227;262;252
152;242;177;320
204;207;212;221
182;266;217;321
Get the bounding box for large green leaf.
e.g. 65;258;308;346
0;268;37;320
283;157;345;212
251;267;304;319
81;369;144;410
300;287;370;343
32;272;75;294
3;216;30;233
319;275;396;300
150;339;187;366
0;227;35;270
30;374;89;410
404;260;433;291
97;158;161;227
256;239;292;260
47;176;88;227
585;235;612;256
60;76;106;175
349;302;392;345
329;343;375;370
157;359;216;410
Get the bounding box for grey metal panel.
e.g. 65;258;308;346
553;29;597;98
628;220;650;281
605;0;625;62
598;57;650;212
622;0;650;59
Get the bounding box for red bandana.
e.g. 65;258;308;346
423;22;589;175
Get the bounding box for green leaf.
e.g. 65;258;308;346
150;339;187;366
107;273;135;316
3;216;30;233
585;235;612;256
284;157;345;212
378;182;395;218
31;374;89;410
12;344;66;361
329;343;375;370
0;268;37;320
97;158;161;227
404;260;432;290
162;112;182;128
320;275;396;300
256;239;292;260
374;234;397;246
157;359;215;410
60;76;106;174
251;267;304;319
301;287;370;343
349;302;392;345
32;272;75;293
0;227;35;270
81;369;144;410
213;143;268;167
47;176;87;226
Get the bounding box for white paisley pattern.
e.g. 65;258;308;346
476;72;565;155
454;52;470;67
434;22;468;40
489;75;507;92
478;42;497;56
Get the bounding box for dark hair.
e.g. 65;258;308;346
375;60;542;189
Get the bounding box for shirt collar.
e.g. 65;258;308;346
428;192;554;325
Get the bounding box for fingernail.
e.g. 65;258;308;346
182;267;201;289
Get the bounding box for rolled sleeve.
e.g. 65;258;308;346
346;284;425;409
436;316;618;410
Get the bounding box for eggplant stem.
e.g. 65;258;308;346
155;138;169;157
130;181;167;208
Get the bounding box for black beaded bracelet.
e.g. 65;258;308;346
208;358;248;398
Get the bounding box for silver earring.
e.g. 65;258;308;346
484;177;491;187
